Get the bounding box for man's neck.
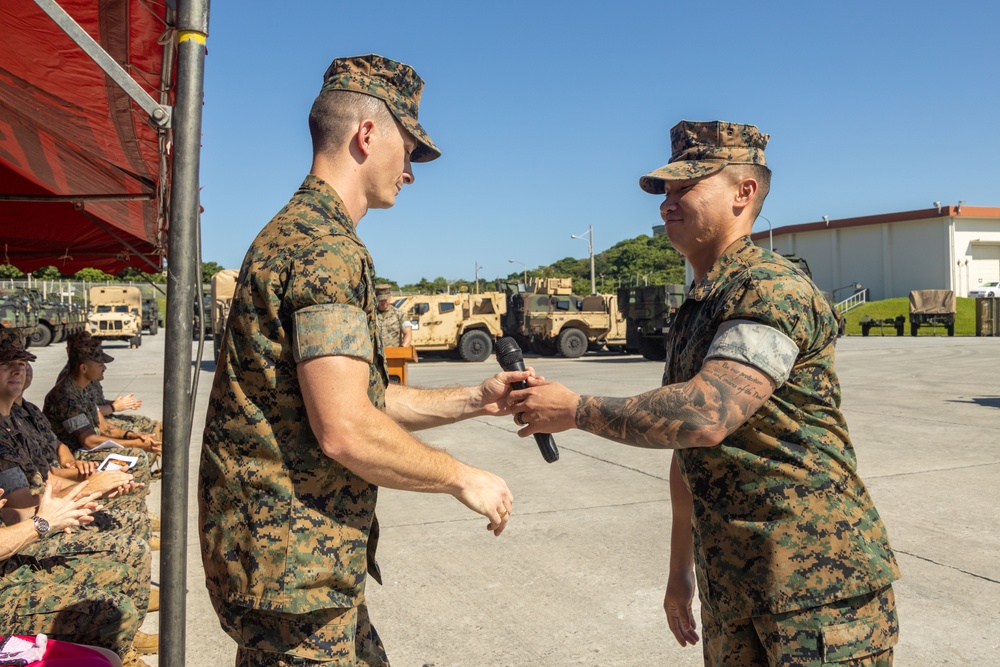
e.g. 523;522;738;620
0;396;14;418
310;159;367;226
72;374;90;389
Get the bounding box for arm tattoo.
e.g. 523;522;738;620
574;359;772;449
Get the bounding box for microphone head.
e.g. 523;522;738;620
494;337;524;367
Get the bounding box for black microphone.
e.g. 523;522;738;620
494;337;559;463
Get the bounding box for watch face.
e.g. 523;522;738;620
33;515;50;536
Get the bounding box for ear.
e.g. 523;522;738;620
353;119;378;158
734;177;758;210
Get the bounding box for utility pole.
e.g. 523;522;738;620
571;224;596;294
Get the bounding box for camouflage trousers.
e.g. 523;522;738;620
213;596;388;666
702;585;898;666
15;524;151;617
107;414;162;442
0;554;142;655
75;446;153;488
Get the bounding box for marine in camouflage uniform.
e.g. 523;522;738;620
2;405;151;543
44;341;153;488
200;54;517;667
508;121;899;666
374;284;412;347
0;547;142;656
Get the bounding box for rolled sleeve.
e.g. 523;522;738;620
706;319;799;386
0;466;29;493
293;303;373;363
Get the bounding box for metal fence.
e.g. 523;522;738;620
0;278;168;308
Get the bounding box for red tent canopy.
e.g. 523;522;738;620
0;0;173;274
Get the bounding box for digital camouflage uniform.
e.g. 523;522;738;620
43;374;152;488
375;305;409;347
11;399;147;515
0;413;153;567
0;518;143;656
57;364;164;441
199;174;390;666
666;237;900;665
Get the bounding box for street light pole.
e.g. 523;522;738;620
571;224;596;294
508;259;526;285
758;215;773;251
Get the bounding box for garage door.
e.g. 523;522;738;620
969;243;1000;292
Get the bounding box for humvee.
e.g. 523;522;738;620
87;286;142;348
397;290;506;362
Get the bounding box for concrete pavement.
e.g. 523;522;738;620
22;334;1000;666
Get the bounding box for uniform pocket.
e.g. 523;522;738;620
821;614;898;662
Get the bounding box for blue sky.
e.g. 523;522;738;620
198;1;999;285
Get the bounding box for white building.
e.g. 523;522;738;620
749;206;1000;301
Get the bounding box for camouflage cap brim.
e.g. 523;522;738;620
639;160;728;195
321;54;441;163
0;348;37;363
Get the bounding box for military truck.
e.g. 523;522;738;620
87;286;142;348
0;288;35;347
617;284;687;360
141;298;159;335
909;289;955;336
499;278;628;358
210;269;239;361
24;288;68;347
396;290;506;362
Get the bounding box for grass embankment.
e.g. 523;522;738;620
841;297;977;336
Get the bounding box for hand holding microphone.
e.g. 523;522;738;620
494;337;559;463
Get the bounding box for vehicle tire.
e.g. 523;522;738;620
31;324;53;347
557;328;588;358
458;330;492;362
861;324;871;337
149;320;158;336
53;327;66;344
910;322;919;337
213;334;221;363
130;335;140;349
637;336;667;361
947;323;955;336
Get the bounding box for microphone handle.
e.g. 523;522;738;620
511;379;560;463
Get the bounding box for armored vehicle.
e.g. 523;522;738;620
0;289;35;347
617;284;686;360
141;298;160;335
25;288;69;347
210;269;239;361
87;286;142;347
909;289;955;336
500;278;628;358
396;290;506;362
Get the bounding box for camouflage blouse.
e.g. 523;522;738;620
199;175;388;615
42;377;102;447
667;236;899;621
375;305;409;346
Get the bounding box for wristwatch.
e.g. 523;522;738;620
32;515;51;538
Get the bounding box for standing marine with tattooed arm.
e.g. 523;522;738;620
508;121;900;667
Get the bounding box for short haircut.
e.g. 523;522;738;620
308;90;395;156
726;164;772;219
68;352;88;376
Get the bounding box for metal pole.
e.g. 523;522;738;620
588;224;595;295
161;1;209;665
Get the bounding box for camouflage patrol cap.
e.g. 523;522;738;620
375;284;393;298
321;54;441;163
0;328;36;363
639;120;769;194
75;338;114;364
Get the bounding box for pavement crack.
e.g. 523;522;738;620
867;460;1000;480
896;550;1000;585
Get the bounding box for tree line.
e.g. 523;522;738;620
2;233;685;298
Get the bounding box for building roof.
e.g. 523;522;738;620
751;206;1000;242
